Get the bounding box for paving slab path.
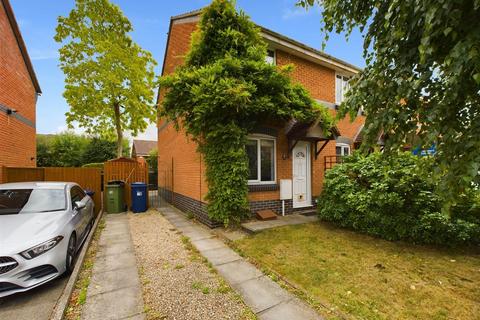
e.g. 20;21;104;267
241;214;318;234
81;213;145;320
159;205;323;320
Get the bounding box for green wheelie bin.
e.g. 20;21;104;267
106;180;125;213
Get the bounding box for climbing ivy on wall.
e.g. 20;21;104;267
159;0;332;225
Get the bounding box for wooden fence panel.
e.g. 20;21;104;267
3;167;45;182
1;166;102;215
103;159;149;209
44;167;102;215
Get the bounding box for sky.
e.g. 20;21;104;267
10;0;366;141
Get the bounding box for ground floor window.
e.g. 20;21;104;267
336;143;350;156
246;136;276;184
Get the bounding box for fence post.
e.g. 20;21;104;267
0;166;5;184
145;161;150;208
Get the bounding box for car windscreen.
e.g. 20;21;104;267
0;189;66;215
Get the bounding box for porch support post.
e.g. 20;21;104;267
314;140;329;159
287;139;299;158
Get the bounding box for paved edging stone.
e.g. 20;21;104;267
81;214;145;320
49;210;104;320
159;205;323;320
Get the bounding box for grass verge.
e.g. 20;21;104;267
64;218;106;320
234;222;480;320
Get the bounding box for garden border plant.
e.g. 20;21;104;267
318;152;480;246
159;0;332;225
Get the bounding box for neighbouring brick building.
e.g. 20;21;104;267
157;9;365;227
131;139;157;158
0;0;41;178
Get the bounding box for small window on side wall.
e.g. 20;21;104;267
246;136;276;184
335;74;351;104
265;49;276;65
336;143;350;156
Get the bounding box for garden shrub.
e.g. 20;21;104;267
82;162;104;168
318;152;480;246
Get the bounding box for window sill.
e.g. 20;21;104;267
248;184;279;192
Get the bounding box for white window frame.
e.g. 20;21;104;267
336;143;351;156
247;134;277;185
335;73;351;104
265;49;276;66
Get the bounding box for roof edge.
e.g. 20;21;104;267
171;8;203;21
169;8;362;73
260;26;361;73
2;0;41;94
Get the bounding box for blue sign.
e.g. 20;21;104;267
412;144;436;156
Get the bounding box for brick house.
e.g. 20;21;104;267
0;0;41;176
157;9;365;227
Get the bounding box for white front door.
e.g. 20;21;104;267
292;141;311;208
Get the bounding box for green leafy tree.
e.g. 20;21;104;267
50;132;89;167
36;135;55;167
298;0;480;207
81;137;125;164
37;133;129;167
159;0;332;224
146;148;158;174
54;0;157;157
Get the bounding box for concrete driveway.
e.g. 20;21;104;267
0;275;68;320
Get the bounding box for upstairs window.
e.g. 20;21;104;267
335;74;351;104
246;136;276;184
265;49;276;65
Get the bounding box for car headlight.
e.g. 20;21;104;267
20;236;64;260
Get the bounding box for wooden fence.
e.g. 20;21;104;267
1;166;102;215
103;158;149;209
44;167;102;215
1;158;148;213
1;167;45;182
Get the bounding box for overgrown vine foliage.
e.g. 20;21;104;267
159;0;331;225
298;0;480;209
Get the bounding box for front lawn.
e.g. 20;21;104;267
234;222;480;320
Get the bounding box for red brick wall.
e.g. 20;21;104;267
0;2;37;172
158;17;365;204
162;20;197;75
276;50;336;103
158;120;208;202
336;113;365;141
158;20;207;202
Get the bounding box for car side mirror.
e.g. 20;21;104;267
75;201;86;210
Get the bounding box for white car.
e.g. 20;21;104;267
0;182;94;298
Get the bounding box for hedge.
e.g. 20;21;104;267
82;162;104;169
318;152;480;246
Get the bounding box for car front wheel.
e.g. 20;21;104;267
65;234;77;274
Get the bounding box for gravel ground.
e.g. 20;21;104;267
128;210;254;320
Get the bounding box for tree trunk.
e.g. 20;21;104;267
113;103;123;158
